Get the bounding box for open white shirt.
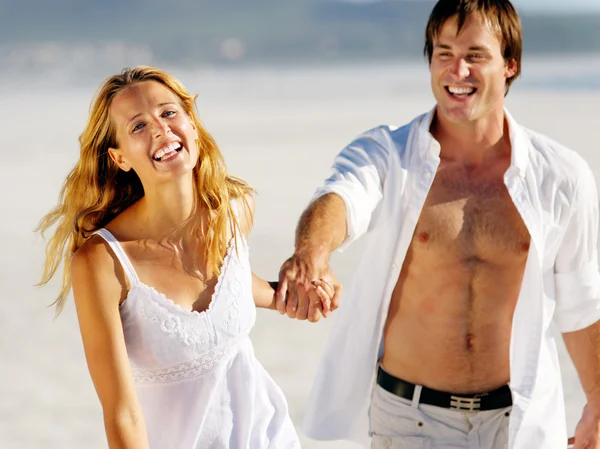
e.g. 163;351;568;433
301;108;600;449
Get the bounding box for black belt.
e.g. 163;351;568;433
377;366;512;412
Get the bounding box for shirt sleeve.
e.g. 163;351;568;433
311;128;390;251
554;163;600;333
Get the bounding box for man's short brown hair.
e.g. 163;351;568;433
424;0;523;92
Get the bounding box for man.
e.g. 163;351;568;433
275;1;600;448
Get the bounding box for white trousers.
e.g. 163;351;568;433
369;384;511;449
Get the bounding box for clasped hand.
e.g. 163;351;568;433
275;253;342;322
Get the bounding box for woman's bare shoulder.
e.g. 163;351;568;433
73;234;113;270
72;233;128;303
233;192;255;238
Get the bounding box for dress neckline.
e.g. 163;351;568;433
121;236;237;316
92;227;238;316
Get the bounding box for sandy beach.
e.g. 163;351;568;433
1;62;599;448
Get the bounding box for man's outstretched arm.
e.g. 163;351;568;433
275;129;391;322
275;193;346;322
295;193;348;262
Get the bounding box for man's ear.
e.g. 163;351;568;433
505;58;518;80
108;147;132;172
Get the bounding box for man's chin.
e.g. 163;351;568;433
438;105;475;124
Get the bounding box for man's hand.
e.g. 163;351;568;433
275;251;342;322
573;404;600;448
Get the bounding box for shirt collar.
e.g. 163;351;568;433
504;109;529;178
416;107;440;159
415;106;529;178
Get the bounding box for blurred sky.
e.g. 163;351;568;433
350;0;600;13
512;0;600;11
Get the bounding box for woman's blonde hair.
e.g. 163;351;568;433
36;66;252;315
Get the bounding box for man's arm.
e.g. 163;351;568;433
554;161;600;448
274;194;347;321
276;128;391;321
564;322;600;406
564;322;600;448
295;193;348;263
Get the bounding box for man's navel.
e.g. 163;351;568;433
466;333;476;351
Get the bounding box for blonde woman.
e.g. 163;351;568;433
37;66;331;449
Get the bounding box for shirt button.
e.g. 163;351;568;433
392;264;397;270
380;437;391;448
424;171;432;180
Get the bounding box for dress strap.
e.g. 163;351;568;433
92;228;140;285
230;197;249;248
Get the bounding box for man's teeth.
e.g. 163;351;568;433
153;142;182;161
448;86;475;95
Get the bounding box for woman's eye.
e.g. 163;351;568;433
133;123;145;132
163;110;176;117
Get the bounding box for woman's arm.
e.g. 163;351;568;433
252;274;279;309
71;236;149;449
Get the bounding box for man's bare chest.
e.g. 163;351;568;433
415;169;530;259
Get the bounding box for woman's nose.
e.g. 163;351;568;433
151;118;171;137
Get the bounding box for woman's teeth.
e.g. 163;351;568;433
153;142;182;161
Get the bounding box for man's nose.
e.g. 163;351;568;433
450;58;470;80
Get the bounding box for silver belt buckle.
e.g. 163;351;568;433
449;395;481;411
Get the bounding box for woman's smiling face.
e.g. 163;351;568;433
108;80;199;186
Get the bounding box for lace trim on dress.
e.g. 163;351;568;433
132;338;246;385
135;286;210;346
206;235;237;315
222;274;244;331
126;235;237;316
128;236;241;346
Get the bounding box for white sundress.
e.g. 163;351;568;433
92;227;301;449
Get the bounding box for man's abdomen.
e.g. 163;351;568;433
381;255;525;394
